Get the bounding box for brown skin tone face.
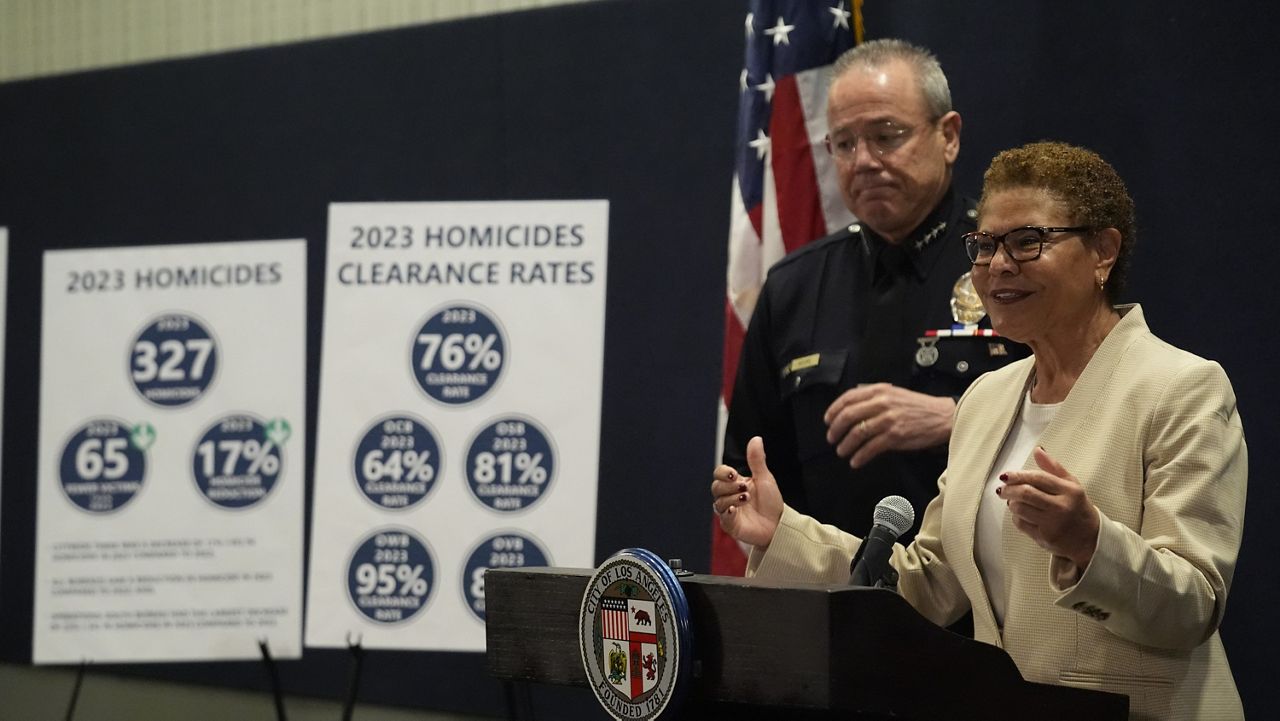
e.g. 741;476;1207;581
972;186;1120;388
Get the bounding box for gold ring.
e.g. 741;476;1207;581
859;419;869;435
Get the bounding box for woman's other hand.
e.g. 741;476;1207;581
1000;446;1100;570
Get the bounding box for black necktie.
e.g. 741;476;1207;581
857;244;910;384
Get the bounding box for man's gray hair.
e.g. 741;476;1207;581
830;39;953;120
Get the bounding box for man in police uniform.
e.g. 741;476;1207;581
723;39;1027;543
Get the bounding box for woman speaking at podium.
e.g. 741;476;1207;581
712;141;1245;720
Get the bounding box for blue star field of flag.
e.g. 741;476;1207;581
736;1;855;210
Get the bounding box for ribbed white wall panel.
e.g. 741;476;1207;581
0;0;598;81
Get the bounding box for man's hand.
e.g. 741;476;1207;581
711;436;784;549
823;383;956;467
999;446;1100;570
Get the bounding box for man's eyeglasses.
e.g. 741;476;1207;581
824;120;917;162
963;226;1092;265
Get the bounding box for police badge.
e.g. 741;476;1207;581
950;271;986;325
579;548;692;720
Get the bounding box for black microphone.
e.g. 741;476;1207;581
848;495;916;588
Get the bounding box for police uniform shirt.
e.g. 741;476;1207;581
723;188;1029;541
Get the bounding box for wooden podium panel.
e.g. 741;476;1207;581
486;567;1127;720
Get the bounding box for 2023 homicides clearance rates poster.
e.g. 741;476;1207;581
34;240;306;664
306;200;606;651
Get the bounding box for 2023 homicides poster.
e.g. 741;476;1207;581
34;240;306;664
306;200;607;651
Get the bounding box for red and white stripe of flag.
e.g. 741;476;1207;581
602;607;629;639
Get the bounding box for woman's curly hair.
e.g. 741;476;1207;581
979;141;1136;302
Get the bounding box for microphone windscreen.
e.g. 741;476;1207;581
873;495;916;537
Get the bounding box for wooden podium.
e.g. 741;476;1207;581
486;566;1128;720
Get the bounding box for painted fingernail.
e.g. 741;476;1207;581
995;485;1003;496
738;493;747;501
998;473;1008;481
737;483;747;492
727;470;736;480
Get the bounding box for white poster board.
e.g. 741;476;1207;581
34;240;307;663
306;200;607;651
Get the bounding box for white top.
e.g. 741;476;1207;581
974;388;1060;627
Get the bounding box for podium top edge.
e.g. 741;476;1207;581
485;566;900;594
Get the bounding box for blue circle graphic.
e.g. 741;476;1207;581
191;414;284;509
346;528;435;624
464;417;556;512
461;531;551;621
352;415;442;510
129;313;219;407
410;305;506;405
59;418;149;513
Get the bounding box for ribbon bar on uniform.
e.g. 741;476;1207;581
925;328;1000;338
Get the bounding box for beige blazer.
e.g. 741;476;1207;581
748;305;1246;720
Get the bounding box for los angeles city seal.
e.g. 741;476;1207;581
578;548;691;720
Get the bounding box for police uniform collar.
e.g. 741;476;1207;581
856;187;958;280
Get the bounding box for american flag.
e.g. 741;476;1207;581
600;597;629;639
714;1;860;575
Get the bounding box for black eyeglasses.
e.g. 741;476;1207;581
963;226;1092;265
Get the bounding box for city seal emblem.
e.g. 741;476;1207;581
579;548;692;720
